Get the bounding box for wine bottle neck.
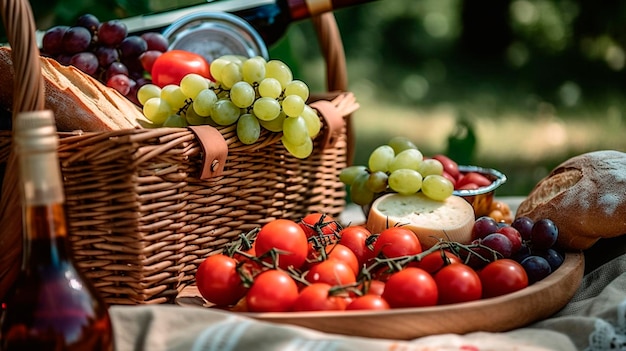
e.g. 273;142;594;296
288;0;375;20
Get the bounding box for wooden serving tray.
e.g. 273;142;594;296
176;251;584;340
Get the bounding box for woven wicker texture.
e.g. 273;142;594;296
0;1;356;304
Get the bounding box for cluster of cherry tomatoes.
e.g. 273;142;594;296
194;213;540;313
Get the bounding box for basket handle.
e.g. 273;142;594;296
0;0;46;299
312;12;355;165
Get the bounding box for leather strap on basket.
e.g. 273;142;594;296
309;99;345;149
188;125;228;179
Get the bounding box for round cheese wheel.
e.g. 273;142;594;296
367;193;475;249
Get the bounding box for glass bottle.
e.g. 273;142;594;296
0;110;113;351
232;0;377;46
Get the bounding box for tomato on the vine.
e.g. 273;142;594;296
195;254;247;307
434;263;482;305
373;227;422;259
246;269;299;312
305;259;357;286
151;49;211;87
291;283;349;312
255;219;308;270
299;213;340;239
382;267;438;308
346;294;390;311
338;226;372;267
411;250;461;274
325;243;360;275
479;259;529;298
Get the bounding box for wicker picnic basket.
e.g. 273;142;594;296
0;0;357;304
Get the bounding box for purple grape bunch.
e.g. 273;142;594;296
41;13;169;105
467;215;563;284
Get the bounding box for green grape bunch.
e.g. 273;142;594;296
340;136;455;206
137;55;322;159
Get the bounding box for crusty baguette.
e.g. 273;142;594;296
0;47;149;132
516;150;626;250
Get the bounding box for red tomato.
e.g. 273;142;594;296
457;172;492;188
246;269;299;312
382;267;438;308
299;213;340;239
364;279;386;296
151;50;211;87
346;294;390;311
305;260;357;286
434;263;482;305
412;250;461;274
326;244;360;275
373;227;422;259
479;259;529;298
338;226;372;267
255;219;308;270
291;283;348;312
195;254;247;307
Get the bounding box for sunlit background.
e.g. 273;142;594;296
16;0;626;196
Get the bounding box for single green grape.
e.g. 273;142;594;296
211;99;241;125
284;80;309;101
265;60;293;89
368;145;395;173
339;165;368;185
282;94;305;117
389;148;424;173
137;84;161;106
180;73;209;99
350;172;375;206
418;159;444;177
143;97;172;125
237;113;261;144
258;111;286;132
258;78;282;99
220;61;243;89
366;171;389;193
301;105;321;138
421;174;454;201
193;89;218;116
282;135;313;159
282;116;310;146
230;81;256;108
242;56;267;84
253;97;281;121
162;114;189;127
160;85;187;111
388;169;423;195
388;136;418;154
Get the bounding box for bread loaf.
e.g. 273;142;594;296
0;47;149;131
367;193;475;249
516;150;626;250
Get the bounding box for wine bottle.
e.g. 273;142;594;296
120;0;377;46
232;0;378;46
0;111;113;351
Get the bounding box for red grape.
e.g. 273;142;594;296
105;62;129;81
69;52;98;76
530;218;558;249
119;36;148;59
481;233;513;258
76;13;100;34
63;26;92;54
107;74;132;95
98;20;127;46
520;256;552;283
94;46;119;67
512;216;534;241
141;32;169;52
472;216;499;240
42;26;69;55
